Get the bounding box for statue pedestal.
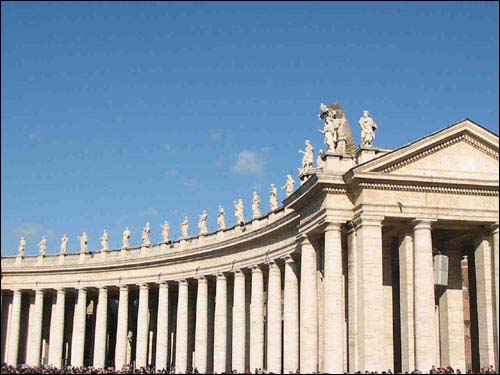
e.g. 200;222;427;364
356;146;390;165
324;152;355;174
15;255;23;267
36;255;44;266
140;246;149;257
160;243;168;254
216;230;225;240
78;253;86;264
100;250;108;262
58;254;65;265
120;248;128;258
179;239;187;250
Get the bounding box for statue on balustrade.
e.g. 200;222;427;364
100;230;109;251
318;103;340;152
198;210;208;235
38;236;47;255
161;221;170;242
181;216;189;238
142;222;151;246
252;191;261;218
60;234;68;254
18;237;26;256
217;205;226;229
77;232;88;253
269;184;278;211
281;174;295;197
298;139;314;173
316;149;325;169
234;199;245;224
122;227;131;249
358;110;378;147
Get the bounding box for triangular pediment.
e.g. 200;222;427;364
353;119;499;181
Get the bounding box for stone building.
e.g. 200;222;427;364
1;104;498;373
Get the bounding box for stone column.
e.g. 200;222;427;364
71;287;87;367
413;220;437;370
439;249;466;370
491;223;499;370
93;287;108;368
213;273;227;374
347;225;359;372
355;216;384;371
267;261;282;374
250;266;264;371
399;232;415;372
115;286;128;371
475;235;496;367
232;270;246;373
7;289;22;366
176;280;189;373
323;222;344;373
195;277;208;373
283;256;299;374
136;284;149;368
49;288;66;368
299;236;318;373
155;282;169;371
26;289;44;366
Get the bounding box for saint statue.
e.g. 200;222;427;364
161;221;170;242
252;192;261;218
269;184;278;211
318;103;340;152
77;232;88;253
38;236;47;255
198;210;208;235
100;230;109;251
18;237;26;256
234;199;245;224
60;234;68;254
298;140;314;173
181;216;189;238
217;205;226;229
316;149;325;169
122;227;131;249
281;174;295;197
142;222;151;246
358;110;378;147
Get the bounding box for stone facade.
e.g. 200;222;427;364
1;107;499;373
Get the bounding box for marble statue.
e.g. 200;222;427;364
198;210;208;235
252;192;261;218
358;110;378;147
234;199;245;224
77;232;88;253
217;205;226;229
181;216;189;238
38;236;47;255
318;103;340;151
317;149;325;169
142;222;151;246
122;227;131;249
161;221;170;242
269;184;278;211
298;140;314;173
18;237;26;256
281;174;295;197
60;234;68;254
100;230;109;251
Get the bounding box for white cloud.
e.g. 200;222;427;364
140;207;158;217
233;150;265;175
17;222;44;237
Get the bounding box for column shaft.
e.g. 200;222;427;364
491;224;499;371
300;237;318;373
195;277;208;373
232;271;246;373
267;262;282;374
176;280;189;373
71;288;87;367
213;274;227;374
115;286;129;370
155;283;169;371
250;267;264;371
136;284;150;368
7;290;22;366
93;287;108;368
347;228;359;372
26;289;44;366
283;257;299;373
323;224;344;373
48;289;66;368
413;220;437;370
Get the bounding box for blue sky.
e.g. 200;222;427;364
1;1;498;256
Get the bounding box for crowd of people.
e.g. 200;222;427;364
0;363;497;374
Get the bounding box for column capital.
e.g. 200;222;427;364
12;288;22;295
250;264;262;272
233;269;245;277
139;283;149;290
412;219;434;230
296;234;311;245
177;279;188;286
324;221;342;232
196;276;208;284
56;288;66;294
216;272;227;280
98;286;108;291
34;288;45;295
491;222;499;234
266;260;280;270
283;254;296;264
158;281;169;288
119;284;128;291
352;215;384;228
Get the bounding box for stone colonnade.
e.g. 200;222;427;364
1;219;499;373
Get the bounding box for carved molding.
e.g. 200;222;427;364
322;187;348;194
379;133;499;173
359;182;498;196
